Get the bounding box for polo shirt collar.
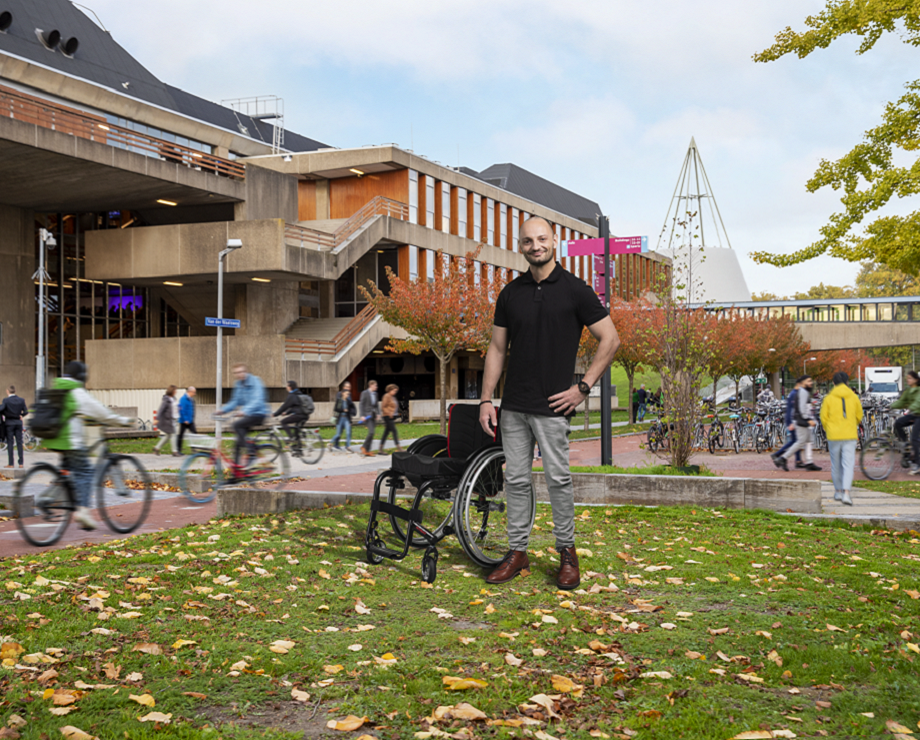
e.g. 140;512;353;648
521;262;564;284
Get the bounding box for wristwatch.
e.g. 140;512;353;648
577;380;591;395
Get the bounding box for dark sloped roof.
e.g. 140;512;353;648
470;162;600;226
0;0;328;151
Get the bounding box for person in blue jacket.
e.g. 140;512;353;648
177;386;197;454
220;364;268;465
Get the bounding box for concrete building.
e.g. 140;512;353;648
0;0;669;410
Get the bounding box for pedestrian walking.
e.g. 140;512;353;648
377;384;402;453
637;384;648;422
44;361;131;530
479;216;620;590
359;380;381;457
820;371;863;506
891;371;920;473
0;385;28;468
771;380;803;468
330;382;356;452
153;385;179;456
176;386;197;454
631;387;640;424
773;375;821;472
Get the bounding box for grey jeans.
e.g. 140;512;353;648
502;410;574;550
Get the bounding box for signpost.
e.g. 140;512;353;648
214;240;242;450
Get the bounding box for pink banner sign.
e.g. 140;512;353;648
562;235;647;258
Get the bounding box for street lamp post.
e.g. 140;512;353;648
803;356;817;375
33;228;56;392
215;239;242;449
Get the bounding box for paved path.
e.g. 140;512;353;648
3;435;919;560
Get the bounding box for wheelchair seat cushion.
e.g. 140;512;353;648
391;451;468;481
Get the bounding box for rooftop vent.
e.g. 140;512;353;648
0;11;12;33
60;36;79;56
36;28;61;50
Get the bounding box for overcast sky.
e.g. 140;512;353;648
82;0;919;295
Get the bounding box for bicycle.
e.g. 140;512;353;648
859;412;913;481
1;427;39;453
12;431;152;547
255;420;325;465
178;423;289;504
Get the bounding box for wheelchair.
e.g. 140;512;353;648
364;404;535;583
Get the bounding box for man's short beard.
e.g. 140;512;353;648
523;251;554;267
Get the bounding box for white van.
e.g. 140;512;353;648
865;367;903;401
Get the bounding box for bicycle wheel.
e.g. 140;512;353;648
860;437;896;481
647;427;659;453
133;417;147;431
299;430;325;465
179;452;224;504
96;455;152;534
23;432;39;452
387;435;450;546
14;464;73;547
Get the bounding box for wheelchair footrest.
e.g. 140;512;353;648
367;543;403;560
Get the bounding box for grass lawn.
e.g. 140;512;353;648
2;505;919;739
857;480;920;501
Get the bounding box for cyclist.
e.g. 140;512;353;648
891;370;920;474
43;361;131;530
219;363;268;466
273;381;313;452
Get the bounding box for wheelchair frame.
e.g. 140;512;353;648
364;406;536;583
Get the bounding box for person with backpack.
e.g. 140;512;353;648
1;385;28;468
820;371;864;506
39;361;131;530
330;382;356;452
153;385;179;456
273;381;314;452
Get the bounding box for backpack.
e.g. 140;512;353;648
298;393;315;416
28;388;71;439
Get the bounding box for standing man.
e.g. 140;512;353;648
1;386;27;469
820;372;863;506
359;380;381;458
220;363;268;465
177;386;197;454
479;216;620;590
637;384;648;422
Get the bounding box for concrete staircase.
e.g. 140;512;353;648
285;317;355;342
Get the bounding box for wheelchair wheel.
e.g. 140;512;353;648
455;447;535;568
421;547;438;584
387;434;452;547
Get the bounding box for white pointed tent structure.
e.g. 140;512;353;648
655;137;751;303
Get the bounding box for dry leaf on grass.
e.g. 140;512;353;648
137;712;172;724
59;727;97;740
291;688;311;702
729;733;774;740
504;653;523;667
171;640;196;649
527;694;561;720
182;692;207;700
48;707;76;716
132;643;162;655
128;694;155;707
442;676;488;690
640;671;673;679
885;721;914;734
326;715;367;731
826;624;847;633
269;640;295;654
708;627;729;636
551;674;584;696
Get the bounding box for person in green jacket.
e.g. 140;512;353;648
44;361;131;530
891;370;920;474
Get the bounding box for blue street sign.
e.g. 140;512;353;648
205;317;241;328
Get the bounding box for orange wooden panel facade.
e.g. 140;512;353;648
297;181;317;221
329;169;409;220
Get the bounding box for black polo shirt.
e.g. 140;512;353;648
494;262;608;417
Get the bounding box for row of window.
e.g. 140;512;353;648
407;169;593;282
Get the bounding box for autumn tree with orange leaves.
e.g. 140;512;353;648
361;249;504;434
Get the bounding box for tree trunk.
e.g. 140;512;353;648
439;355;449;435
628;374;635;424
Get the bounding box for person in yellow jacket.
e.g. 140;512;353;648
820;371;863;506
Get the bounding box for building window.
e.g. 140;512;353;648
486;198;494;245
426;249;435;283
499;203;507;249
457;188;467;237
472;194;481;241
511;207;519;252
426;178;435;228
409;170;419;224
441;182;450;232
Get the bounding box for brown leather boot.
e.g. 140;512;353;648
485;550;530;584
556;546;580;590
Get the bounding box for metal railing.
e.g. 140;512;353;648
0;86;246;180
284;196;409;252
285;304;379;358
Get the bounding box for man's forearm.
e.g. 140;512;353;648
582;334;620;389
480;347;506;402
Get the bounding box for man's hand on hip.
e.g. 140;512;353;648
549;385;585;416
479;402;497;438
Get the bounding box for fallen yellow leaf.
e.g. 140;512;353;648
129;694;155;708
137;712;172;724
59;727;97;740
291;688;311;702
442;676;488;690
171;640;197;650
326;715;367;732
